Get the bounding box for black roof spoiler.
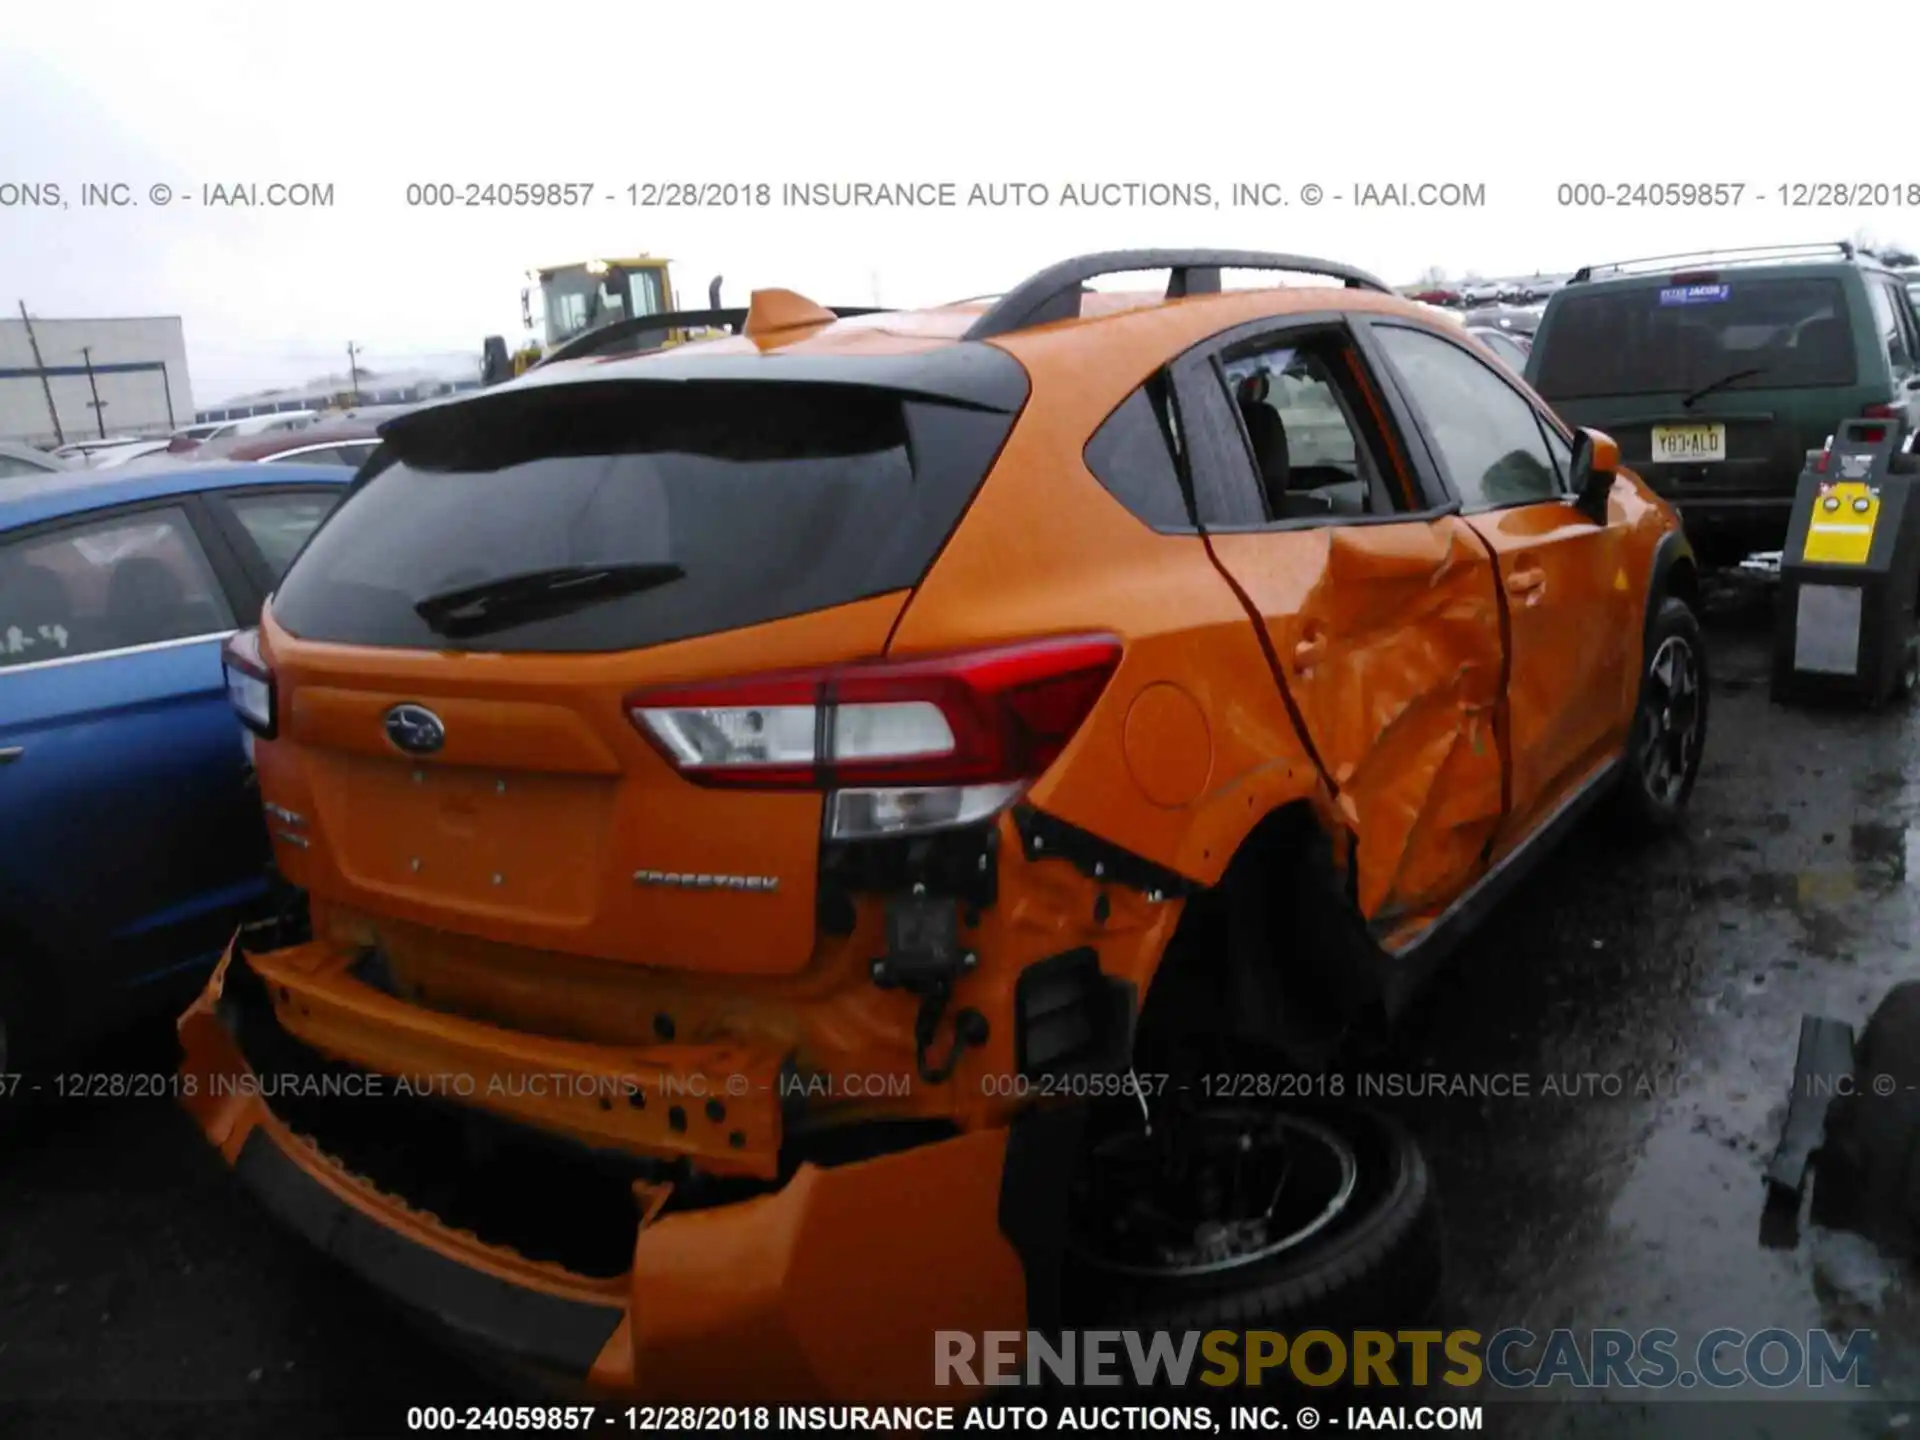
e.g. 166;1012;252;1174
962;248;1393;341
535;306;892;369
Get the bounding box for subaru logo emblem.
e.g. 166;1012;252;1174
383;703;446;756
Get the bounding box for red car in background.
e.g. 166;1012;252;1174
163;406;415;468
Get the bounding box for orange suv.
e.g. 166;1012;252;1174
180;249;1707;1402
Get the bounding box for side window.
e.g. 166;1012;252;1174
1866;282;1910;370
0;455;50;479
1084;375;1193;531
1878;280;1917;369
0;505;235;668
1219;333;1405;520
1372;325;1562;510
225;490;345;578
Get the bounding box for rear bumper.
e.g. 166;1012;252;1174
177;940;1046;1402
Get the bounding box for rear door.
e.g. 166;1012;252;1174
1168;315;1509;931
251;375;1027;975
0;497;263;987
1367;321;1637;854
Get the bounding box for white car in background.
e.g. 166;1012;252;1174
0;441;72;481
176;410;318;444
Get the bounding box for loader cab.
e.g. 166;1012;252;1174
537;259;671;351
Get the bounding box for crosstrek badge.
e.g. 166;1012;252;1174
1658;283;1732;305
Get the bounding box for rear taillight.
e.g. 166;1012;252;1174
626;635;1123;839
1863;403;1900;420
223;628;276;738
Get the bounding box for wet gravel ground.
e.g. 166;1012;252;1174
2;576;1918;1439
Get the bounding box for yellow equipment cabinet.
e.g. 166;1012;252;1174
1771;417;1920;707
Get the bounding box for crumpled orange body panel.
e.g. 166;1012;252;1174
1205;517;1506;921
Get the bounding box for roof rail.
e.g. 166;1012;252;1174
533;305;891;368
961;249;1393;341
1569;241;1857;284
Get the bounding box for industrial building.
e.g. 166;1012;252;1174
0;314;194;447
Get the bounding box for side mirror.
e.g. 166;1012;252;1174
1568;427;1619;521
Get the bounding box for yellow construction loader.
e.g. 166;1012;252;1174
480;256;726;386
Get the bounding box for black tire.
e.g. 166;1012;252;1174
1063;1103;1441;1335
1815;981;1920;1252
1610;596;1708;835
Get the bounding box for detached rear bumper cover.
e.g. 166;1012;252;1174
177;941;1036;1402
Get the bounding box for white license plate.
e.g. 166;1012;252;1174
1651;423;1727;463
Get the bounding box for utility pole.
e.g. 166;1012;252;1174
17;301;64;445
346;341;363;404
80;346;107;438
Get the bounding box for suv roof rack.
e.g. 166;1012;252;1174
1569;241;1865;284
962;249;1393;341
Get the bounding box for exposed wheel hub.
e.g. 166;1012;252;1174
1069;1106;1360;1279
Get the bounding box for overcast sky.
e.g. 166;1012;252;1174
2;1;1909;404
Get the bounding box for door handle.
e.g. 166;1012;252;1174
1506;567;1547;596
0;747;21;766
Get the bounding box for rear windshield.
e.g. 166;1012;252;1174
1531;276;1858;399
268;382;1017;652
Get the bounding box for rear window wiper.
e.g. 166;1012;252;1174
1681;366;1769;409
414;562;685;638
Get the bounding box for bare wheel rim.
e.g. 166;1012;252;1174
1638;634;1702;807
1068;1110;1362;1280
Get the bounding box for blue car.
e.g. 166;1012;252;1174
0;461;350;1076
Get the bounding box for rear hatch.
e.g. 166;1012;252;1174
1530;272;1870;500
259;359;1028;975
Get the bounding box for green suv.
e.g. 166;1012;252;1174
1526;242;1920;566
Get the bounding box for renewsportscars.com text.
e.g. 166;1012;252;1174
935;1328;1875;1390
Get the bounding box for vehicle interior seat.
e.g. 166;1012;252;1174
1236;370;1292;517
106;556;218;649
0;563;79;665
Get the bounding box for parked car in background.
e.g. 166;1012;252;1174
1463;305;1542;340
193;411;319;444
0;461;350;1079
1527;241;1920;566
221;406;414;467
1467;324;1531;372
0;443;71;482
181;249;1704;1400
51;436;152;465
84;440;175;469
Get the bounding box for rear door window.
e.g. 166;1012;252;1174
269;382;1021;653
0;505;235;667
1533;276;1858;399
222;489;346;579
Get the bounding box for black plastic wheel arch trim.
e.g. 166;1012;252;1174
1012;806;1199;898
